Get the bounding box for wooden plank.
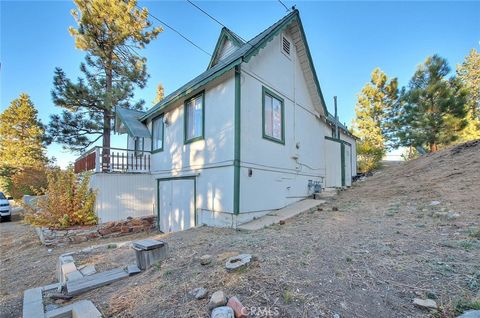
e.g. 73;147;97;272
66;267;128;296
23;287;44;318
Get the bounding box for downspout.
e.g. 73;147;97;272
334;96;339;139
233;65;241;215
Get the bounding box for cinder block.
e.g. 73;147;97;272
133;243;168;270
23;287;44;318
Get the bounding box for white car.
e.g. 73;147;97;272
0;192;12;222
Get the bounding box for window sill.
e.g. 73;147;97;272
152;148;164;154
184;136;204;145
262;135;285;145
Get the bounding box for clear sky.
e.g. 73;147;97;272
1;1;479;167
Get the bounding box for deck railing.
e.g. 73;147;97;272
74;146;151;174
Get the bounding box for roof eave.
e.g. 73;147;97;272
140;58;242;121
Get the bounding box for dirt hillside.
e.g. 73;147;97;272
1;140;479;318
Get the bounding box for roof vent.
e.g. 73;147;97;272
282;36;291;56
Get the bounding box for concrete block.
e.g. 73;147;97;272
72;300;102;318
46;300;102;318
23;287;44;318
66;270;84;282
66;267;128;296
133;241;168;270
79;264;96;276
126;264;141;275
42;283;60;292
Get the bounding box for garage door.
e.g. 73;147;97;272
158;178;196;233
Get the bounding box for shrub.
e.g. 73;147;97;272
357;140;385;173
10;166;48;199
24;168;97;228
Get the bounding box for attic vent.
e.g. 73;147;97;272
282;36;291;56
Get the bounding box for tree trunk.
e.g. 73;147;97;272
102;55;113;171
429;143;438;152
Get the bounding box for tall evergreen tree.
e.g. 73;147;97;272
0;94;48;195
0;94;47;167
456;48;480;140
153;83;164;105
352;68;398;172
47;0;162;152
393;55;467;152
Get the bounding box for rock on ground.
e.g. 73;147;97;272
190;287;208;300
208;291;227;310
225;254;252;271
200;255;213;265
457;310;480;318
413;298;437;309
211;306;234;318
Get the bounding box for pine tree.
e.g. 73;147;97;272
456;48;480;141
47;0;162;152
0;94;47;167
0;94;48;196
393;55;468;152
153;83;164;105
352;68;398;172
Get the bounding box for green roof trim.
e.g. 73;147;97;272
207;27;245;70
142;9;333;122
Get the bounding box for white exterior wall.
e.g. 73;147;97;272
239;31;326;215
150;72;236;227
90;173;155;223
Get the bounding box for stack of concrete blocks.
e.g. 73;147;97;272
132;239;169;270
57;255;96;292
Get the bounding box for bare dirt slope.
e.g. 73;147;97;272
1;140;479;318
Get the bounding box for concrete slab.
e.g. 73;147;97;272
23;287;43;318
45;300;102;318
42;283;61;292
66;267;129;296
79;264;96;276
237;199;325;231
126;264;141;275
72;300;102;318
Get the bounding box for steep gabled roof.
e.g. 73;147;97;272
141;9;329;121
207;27;245;69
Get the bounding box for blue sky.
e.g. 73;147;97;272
1;1;479;167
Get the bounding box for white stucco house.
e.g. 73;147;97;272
74;9;357;231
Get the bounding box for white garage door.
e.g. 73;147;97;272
158;178;196;233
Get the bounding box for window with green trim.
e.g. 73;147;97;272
262;87;284;143
184;92;204;143
152;115;164;152
134;137;144;156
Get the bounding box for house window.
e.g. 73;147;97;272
262;87;284;144
184;92;204;143
282;36;291;56
134;137;144;156
152;115;164;152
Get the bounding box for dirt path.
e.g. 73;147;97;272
1;141;479;318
